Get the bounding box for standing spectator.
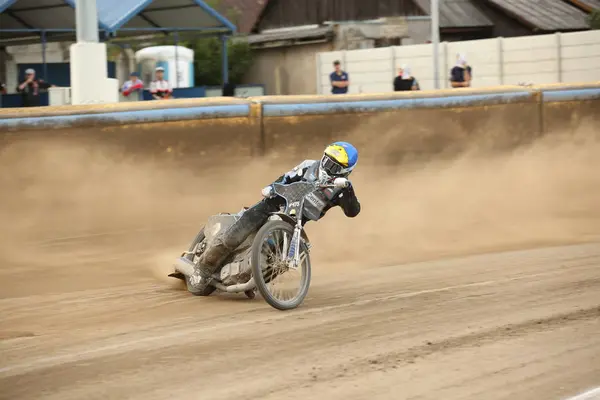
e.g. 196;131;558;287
0;81;6;95
450;53;472;88
121;72;144;98
16;68;55;107
393;64;420;91
149;67;173;100
330;60;349;94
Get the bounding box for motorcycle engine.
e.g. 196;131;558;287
219;246;253;286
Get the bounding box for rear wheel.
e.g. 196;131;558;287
184;227;216;297
251;220;311;310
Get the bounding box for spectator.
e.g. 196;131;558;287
149;67;173;100
393;64;420;91
121;72;144;98
16;68;55;107
450;53;472;88
330;60;349;94
0;81;6;95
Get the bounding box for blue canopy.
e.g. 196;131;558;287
0;0;236;45
0;0;17;13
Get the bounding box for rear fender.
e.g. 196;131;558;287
268;212;310;244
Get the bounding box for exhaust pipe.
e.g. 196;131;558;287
174;257;256;294
173;257;195;277
212;277;256;293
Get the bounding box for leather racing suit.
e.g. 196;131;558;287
193;159;361;282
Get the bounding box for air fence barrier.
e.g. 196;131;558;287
0;83;598;165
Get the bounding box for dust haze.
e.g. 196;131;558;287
1;121;599;291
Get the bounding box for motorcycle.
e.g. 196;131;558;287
169;178;347;310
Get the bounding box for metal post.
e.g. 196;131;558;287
315;53;322;95
174;32;179;88
431;0;440;89
391;46;396;85
556;32;562;83
41;30;48;80
75;0;99;43
221;35;229;84
498;37;504;85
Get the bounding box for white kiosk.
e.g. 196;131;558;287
135;46;195;89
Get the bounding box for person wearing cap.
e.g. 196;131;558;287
393;64;420;91
121;72;144;98
17;68;55;107
450;53;472;88
149;66;173;100
330;60;349;95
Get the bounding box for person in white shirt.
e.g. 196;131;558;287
149;67;173;100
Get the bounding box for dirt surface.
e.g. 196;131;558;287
1;125;600;399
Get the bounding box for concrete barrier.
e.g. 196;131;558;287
537;83;600;136
0;98;261;167
259;86;542;164
1;84;598;168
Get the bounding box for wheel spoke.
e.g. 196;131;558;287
255;225;310;309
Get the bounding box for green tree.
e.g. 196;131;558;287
588;9;600;29
189;37;254;86
187;0;252;86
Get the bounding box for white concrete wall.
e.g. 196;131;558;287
316;30;600;94
560;30;600;83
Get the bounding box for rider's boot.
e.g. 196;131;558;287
190;199;277;287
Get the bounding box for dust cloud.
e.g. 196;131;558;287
310;122;600;268
1;122;599;287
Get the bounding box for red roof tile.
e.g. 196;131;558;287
217;0;269;33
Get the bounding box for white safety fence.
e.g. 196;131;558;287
316;30;600;94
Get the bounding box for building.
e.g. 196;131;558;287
0;0;235;106
232;0;593;95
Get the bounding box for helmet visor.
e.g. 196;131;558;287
321;154;344;176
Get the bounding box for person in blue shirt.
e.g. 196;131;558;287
330;60;349;94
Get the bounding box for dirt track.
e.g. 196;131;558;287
1;235;599;400
1;125;600;399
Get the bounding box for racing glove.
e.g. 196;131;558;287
261;185;274;198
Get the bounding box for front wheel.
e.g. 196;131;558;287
251;220;311;310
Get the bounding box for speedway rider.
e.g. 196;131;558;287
188;141;361;293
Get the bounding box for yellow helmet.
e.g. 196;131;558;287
320;142;358;177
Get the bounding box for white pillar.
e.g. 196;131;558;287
75;0;99;43
70;0;117;104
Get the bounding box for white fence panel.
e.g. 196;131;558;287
560;30;600;83
316;30;600;94
345;48;393;94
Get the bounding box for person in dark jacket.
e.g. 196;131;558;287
186;142;361;293
450;53;472;88
393;64;420;91
16;68;54;107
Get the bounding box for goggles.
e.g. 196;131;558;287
321;154;344;176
